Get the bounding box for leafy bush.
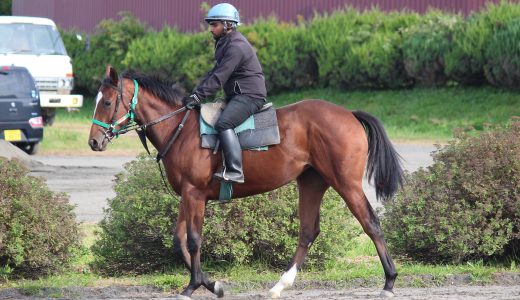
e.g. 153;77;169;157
444;1;520;86
306;9;361;88
339;10;419;89
0;158;80;279
381;121;520;263
484;18;520;89
66;12;150;95
123;28;214;92
444;15;488;85
402;12;461;86
307;9;418;89
92;152;363;274
241;18;316;93
62;3;520;95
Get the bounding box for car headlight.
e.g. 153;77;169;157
57;77;74;89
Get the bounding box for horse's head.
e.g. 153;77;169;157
89;66;136;151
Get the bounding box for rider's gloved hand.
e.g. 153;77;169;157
183;94;201;109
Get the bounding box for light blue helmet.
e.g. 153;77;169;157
205;3;240;25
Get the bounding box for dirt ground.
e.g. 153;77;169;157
1;283;520;299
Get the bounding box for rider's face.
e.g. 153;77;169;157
209;21;225;39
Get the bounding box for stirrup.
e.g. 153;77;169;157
213;170;244;184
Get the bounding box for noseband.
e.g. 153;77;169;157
92;76;139;141
91;76;189;146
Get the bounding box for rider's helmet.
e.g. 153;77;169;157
205;3;240;25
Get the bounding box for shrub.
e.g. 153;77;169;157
444;1;520;86
401;11;461;86
307;9;417;89
342;10;419;89
381;121;520;263
66;12;150;95
123;28;214;92
484;18;520;89
444;15;488;85
92;152;363;274
306;9;361;88
0;158;80;279
241;18;316;93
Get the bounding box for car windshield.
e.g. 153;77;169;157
0;69;35;98
0;23;67;55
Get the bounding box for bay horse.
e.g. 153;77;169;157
89;66;404;299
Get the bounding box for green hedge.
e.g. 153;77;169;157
402;12;460;86
0;158;80;279
123;28;213;92
66;12;150;95
241;18;316;92
381;122;520;263
484;17;520;89
63;1;520;96
91;152;363;275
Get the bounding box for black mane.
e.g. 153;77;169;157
102;70;185;106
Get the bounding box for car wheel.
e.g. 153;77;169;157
42;108;56;126
21;142;40;155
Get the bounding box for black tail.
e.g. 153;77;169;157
353;111;404;201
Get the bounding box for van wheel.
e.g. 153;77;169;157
42;108;56;126
21;142;39;155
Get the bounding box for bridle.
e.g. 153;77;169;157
91;76;192;197
91;76;139;141
91;75;191;160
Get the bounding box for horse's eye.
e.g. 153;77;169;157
103;100;111;107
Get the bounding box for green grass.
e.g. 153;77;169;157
40;86;520;155
40;99;142;155
270;86;520;142
40;87;520;155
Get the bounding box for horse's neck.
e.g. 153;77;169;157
137;97;195;156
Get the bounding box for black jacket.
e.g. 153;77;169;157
193;30;267;100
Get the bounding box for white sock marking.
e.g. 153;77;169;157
269;264;298;298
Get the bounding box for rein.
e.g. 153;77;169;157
92;77;191;197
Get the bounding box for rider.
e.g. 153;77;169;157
183;3;267;184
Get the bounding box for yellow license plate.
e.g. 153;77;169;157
4;129;22;141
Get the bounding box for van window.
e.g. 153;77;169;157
0;68;35;98
0;23;67;55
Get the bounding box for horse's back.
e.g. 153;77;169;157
276;99;366;140
275;99;369;180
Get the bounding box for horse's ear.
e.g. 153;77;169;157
106;65;118;85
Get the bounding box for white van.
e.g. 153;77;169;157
0;16;83;125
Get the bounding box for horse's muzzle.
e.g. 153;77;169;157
88;137;107;151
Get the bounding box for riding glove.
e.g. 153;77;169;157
183;94;201;109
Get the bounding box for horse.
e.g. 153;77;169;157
89;66;404;299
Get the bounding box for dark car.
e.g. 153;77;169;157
0;65;43;154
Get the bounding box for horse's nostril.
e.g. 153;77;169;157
89;139;98;149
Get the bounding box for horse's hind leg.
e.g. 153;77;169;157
270;168;329;298
337;183;397;297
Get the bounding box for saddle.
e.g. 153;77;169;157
199;100;280;150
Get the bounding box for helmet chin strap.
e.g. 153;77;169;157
214;21;234;40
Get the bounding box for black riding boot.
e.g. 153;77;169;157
213;129;244;183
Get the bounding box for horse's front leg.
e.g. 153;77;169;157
173;206;191;270
178;188;224;299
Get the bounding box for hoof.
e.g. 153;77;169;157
214;281;225;298
269;289;281;299
380;290;395;298
173;295;192;300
